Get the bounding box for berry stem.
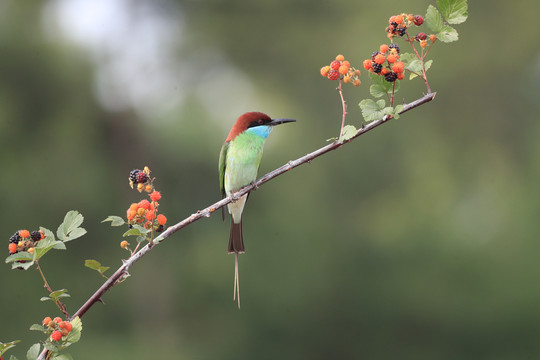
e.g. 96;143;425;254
408;41;432;93
35;261;70;318
337;80;348;140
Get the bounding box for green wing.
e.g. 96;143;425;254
218;142;229;220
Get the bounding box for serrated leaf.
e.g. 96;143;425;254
57;211;86;242
359;98;386;122
29;324;45;332
84;259;102;271
370;84;387;98
65;317;82;344
437;0;468;24
426;4;444;33
26;343;40;360
102;216;126;227
6;252;33;264
437;25;458;42
34;238;65;260
340;125;357;142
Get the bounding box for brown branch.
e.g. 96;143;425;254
37;91;435;360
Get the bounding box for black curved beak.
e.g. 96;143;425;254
269;118;296;126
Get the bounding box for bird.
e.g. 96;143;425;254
219;111;296;308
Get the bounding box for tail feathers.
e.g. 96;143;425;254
228;220;245;254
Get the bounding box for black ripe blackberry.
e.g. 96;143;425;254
129;169;142;183
31;231;42;242
156;225;165;233
388;43;400;53
390;21;398;27
398;27;406;36
385;72;398;82
9;232;21;244
371;63;383;74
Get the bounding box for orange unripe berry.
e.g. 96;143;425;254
407;14;414;21
397;73;405;80
149;191;161;202
335;54;345;62
354;69;361;76
353;79;361;87
43;317;52;326
338;65;349;75
64;322;72;332
420;40;427;48
157;214;167;226
129;203;138;211
373;54;385;65
343;75;351;84
138;200;152;210
387;54;398;63
19;230;30;239
341;60;350;68
362;59;372;70
137;208;146;217
145;184;153;193
61;328;69;337
127;209;136;221
120;240;129;249
145;210;155;221
320;66;330;77
28;247;34;255
395;15;403;24
379;44;389;53
381;67;389;75
58;321;66;329
392;61;405;73
8;243;17;254
137;183;144;192
430;34;437;42
53;317;62;324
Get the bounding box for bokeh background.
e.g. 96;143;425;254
1;0;539;359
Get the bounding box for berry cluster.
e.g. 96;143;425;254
126;167;167;242
41;316;74;343
362;44;406;82
129;167;152;192
320;55;361;87
386;13;436;48
8;229;44;255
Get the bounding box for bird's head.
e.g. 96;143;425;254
226;112;296;142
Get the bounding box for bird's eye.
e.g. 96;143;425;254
258;119;264;124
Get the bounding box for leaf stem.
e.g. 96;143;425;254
337;80;347;139
35;261;69;318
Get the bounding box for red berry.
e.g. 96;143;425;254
149;191;161;202
330;60;341;70
51;330;62;342
8;243;17;254
413;15;424;26
327;69;340;80
53;317;62;324
135;171;148;184
392;61;405;73
397;73;405;80
64;322;73;332
138;200;152;210
415;32;427;41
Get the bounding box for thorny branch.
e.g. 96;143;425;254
38;91;436;360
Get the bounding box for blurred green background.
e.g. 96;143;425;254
2;0;539;359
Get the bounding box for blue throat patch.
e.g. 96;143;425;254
245;125;273;139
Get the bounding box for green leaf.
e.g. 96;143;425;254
29;324;46;332
44;343;58;352
84;259;102;271
5;252;33;264
425;4;444;33
0;340;21;356
57;211;87;242
48;289;70;301
368;72;400;97
39;227;55;241
10;355;20;360
12;261;34;270
33;237;65;261
359;98;387;122
437;25;459;42
65;317;82;344
369;84;387;98
102;215;125;226
136;235;147;243
123;224;150;237
393;105;404;119
339;125;357;142
437;0;468;24
26;343;40;360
